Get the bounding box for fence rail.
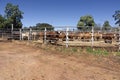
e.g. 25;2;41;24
0;26;120;51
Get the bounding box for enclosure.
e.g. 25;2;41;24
0;26;119;51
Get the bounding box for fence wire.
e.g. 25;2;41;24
0;26;119;51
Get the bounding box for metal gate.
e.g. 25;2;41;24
0;28;20;40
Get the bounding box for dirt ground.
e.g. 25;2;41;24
0;41;120;80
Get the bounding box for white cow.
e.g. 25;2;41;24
31;31;39;40
21;32;30;40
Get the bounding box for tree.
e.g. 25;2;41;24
4;3;23;29
77;15;95;30
94;23;102;31
77;21;84;30
102;20;111;31
0;14;6;28
35;23;54;30
113;10;120;26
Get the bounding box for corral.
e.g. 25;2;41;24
0;27;119;51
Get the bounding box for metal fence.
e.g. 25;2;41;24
0;26;119;51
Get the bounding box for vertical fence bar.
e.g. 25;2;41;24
91;26;94;48
28;30;30;40
11;24;13;39
19;28;22;40
118;26;120;51
66;27;69;48
30;28;32;40
2;32;3;39
44;28;47;44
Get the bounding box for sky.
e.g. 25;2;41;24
0;0;120;27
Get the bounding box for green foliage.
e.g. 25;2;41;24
86;47;108;55
113;10;120;26
116;52;120;56
34;23;54;31
77;22;84;30
102;20;111;31
0;15;6;28
4;3;23;29
62;47;78;53
77;15;95;30
71;48;78;52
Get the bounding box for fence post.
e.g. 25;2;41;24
44;28;47;44
2;31;3;39
119;27;120;51
19;28;22;40
30;28;32;40
11;24;13;39
91;26;94;48
66;27;69;48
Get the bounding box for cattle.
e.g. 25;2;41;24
37;31;59;43
82;32;92;42
68;31;75;41
46;31;59;42
57;31;75;41
21;32;30;40
74;32;102;42
38;31;59;44
31;31;40;40
115;33;120;42
21;31;40;40
94;32;102;41
58;31;66;41
37;31;44;40
72;32;84;40
102;33;115;44
72;32;92;41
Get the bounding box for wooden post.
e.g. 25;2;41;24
44;28;47;44
66;27;69;48
11;24;13;31
19;29;22;40
91;26;94;48
29;28;32;40
118;26;120;51
2;33;3;39
11;24;13;39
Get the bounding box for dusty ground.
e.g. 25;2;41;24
0;41;120;80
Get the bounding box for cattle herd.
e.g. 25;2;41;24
20;30;119;44
0;28;118;51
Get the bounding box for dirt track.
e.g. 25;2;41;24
0;41;120;80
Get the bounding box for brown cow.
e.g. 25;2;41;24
39;31;44;40
58;31;66;41
73;32;92;41
94;32;102;41
114;33;120;42
38;31;59;42
82;32;92;42
102;33;115;44
45;31;59;43
68;31;75;41
74;32;84;40
57;31;76;41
